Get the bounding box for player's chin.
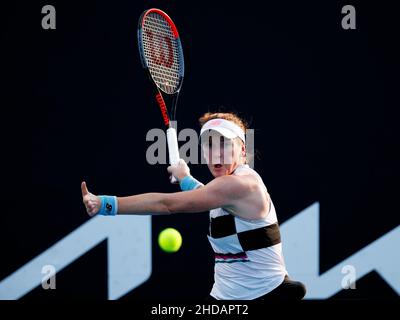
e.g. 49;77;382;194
211;171;224;178
210;164;229;177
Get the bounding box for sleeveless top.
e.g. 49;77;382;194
207;164;288;300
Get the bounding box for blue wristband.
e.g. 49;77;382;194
98;195;118;216
180;175;203;191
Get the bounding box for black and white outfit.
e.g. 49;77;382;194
207;164;306;300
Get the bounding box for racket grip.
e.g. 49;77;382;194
166;127;180;183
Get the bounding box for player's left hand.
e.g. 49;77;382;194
167;159;190;182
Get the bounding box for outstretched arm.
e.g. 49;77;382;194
81;175;250;217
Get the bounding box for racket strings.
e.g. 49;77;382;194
142;13;182;94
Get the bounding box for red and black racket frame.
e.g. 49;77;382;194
137;8;185;182
137;8;185;130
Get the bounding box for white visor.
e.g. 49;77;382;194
200;118;245;143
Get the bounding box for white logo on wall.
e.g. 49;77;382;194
0;203;398;299
0;216;151;300
282;203;399;298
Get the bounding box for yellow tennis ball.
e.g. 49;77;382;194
158;228;182;253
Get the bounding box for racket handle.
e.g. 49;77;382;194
166;127;180;184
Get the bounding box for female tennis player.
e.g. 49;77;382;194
81;112;306;300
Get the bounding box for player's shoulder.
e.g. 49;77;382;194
213;173;258;195
235;166;267;187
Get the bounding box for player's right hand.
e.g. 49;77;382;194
81;181;101;217
167;159;191;182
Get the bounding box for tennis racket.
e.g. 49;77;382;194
138;8;184;183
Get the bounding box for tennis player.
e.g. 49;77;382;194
81;112;306;300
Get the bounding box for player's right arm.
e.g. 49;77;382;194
81;174;251;217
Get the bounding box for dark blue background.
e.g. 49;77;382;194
1;0;399;300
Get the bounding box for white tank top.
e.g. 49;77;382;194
207;164;287;300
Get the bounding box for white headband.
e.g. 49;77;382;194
200;118;246;143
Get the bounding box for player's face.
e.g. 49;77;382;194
201;132;245;177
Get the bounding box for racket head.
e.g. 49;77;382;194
138;9;184;95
